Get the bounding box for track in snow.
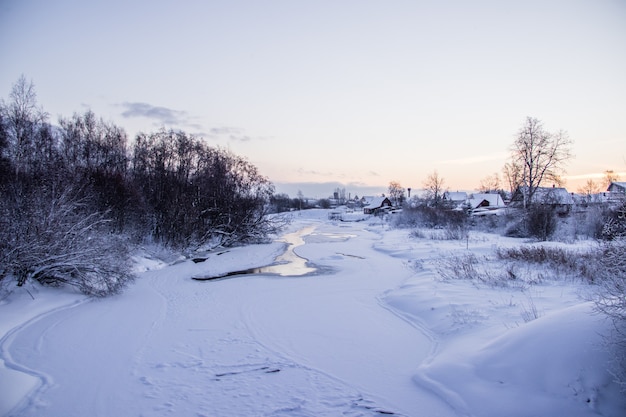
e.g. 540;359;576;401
4;219;454;416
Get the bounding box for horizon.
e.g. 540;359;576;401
1;0;624;196
272;178;626;200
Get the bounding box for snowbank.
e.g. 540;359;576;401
414;303;624;417
1;209;624;416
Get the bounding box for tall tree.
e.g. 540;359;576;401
387;181;405;206
502;161;523;195
604;170;620;189
509;117;572;208
423;170;445;207
578;179;600;195
1;75;49;179
478;173;501;193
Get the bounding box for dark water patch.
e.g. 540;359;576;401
193;227;317;281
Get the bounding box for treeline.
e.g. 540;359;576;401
0;77;281;296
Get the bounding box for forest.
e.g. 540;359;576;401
0;77;282;296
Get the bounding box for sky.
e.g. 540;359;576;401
1;0;625;198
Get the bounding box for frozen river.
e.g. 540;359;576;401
2;215;453;416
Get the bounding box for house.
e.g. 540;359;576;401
598;182;626;204
467;193;506;213
362;196;392;214
442;191;467;206
608;182;626;194
510;186;574;213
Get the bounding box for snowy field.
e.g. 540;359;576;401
1;209;624;417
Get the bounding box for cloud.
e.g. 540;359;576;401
209;127;243;136
229;134;252;142
204;126;269;143
297;168;339;178
119;102;191;126
438;152;509;165
565;172;626;181
119;103;268;143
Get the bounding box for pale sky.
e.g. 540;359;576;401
1;0;625;198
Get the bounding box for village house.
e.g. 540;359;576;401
442;191;468;209
608;182;626;194
510;186;574;214
467;193;507;214
361;196;392;214
595;181;626;205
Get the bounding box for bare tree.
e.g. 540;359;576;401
478;173;501;193
423;170;446;207
502;161;523;195
593;238;626;391
0;185;133;296
578;179;601;195
387;181;405;206
130;129;279;247
1;75;48;179
604;170;621;189
509;117;573;209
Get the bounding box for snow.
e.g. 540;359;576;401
1;209;624;416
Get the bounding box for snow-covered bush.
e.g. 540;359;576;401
495;246;595;282
580;205;610;239
0;186;134;297
601;202;626;241
526;205;558;241
426;225;467;241
470;213;508;234
434;253;526;288
393;205;468;240
593;239;626;391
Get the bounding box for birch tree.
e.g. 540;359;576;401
510;117;573;208
388;181;405;206
0;75;48;179
423;170;446;207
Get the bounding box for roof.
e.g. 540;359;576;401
363;196;391;208
608;182;626;192
512;186;574;205
444;191;468;202
467;193;506;209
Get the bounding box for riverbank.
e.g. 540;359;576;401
1;209;624;416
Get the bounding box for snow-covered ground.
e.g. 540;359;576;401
1;209;624;416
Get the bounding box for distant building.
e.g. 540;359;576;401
608;181;626;194
468;193;506;212
362;196;392;214
510;186;574;213
443;191;468;205
600;182;626;204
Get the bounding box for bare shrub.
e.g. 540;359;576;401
471;213;508;234
396;205;468;241
504;217;528;238
426;225;468;241
391;207;425;229
520;291;542;322
593;239;626;391
396;205;468;228
526;205;558;241
0;186;134;296
593;240;626;321
434;253;525;288
409;228;426;239
434;253;480;282
601;202;626;241
579;206;609;240
495;245;595;282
